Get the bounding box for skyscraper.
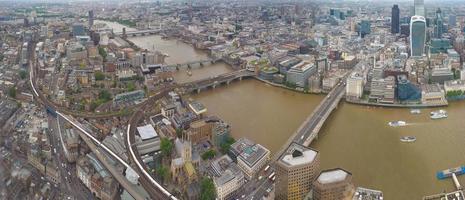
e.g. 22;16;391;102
391;5;400;34
434;8;444;38
414;0;425;17
410;16;426;57
88;10;94;28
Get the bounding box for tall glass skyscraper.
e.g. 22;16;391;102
391;5;400;34
414;0;425;17
434;8;444;38
410;16;426;57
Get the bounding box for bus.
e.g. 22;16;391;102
268;172;275;180
264;165;270;172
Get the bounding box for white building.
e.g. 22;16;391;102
346;72;364;99
237;143;270;180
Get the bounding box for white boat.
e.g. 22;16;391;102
388;121;407;127
410;109;421;114
430;110;447;119
400;136;416;143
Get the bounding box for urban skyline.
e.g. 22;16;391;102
1;0;465;200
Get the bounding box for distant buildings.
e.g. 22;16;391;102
312;168;353;200
358;20;371;38
275;142;320;200
88;10;94;28
414;0;425;17
352;187;383;200
434;8;444;38
113;90;145;106
391;5;400;34
410;16;426;57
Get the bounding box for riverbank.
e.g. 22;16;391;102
345;98;448;108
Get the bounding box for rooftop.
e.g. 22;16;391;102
317;168;350;184
136;124;158;140
280;142;318;166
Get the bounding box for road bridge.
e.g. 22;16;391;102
272;82;346;161
182;69;255;93
163;58;221;71
115;29;161;37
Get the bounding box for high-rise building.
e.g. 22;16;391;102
449;15;457;27
414;0;425;17
434;8;444;38
88;10;94;28
391;5;400;34
358;20;371;38
410;16;426;57
275;142;320;200
346;72;364;99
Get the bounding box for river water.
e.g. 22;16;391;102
103;21;465;199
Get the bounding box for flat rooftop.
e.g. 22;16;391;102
136;124;158;140
317;168;350;184
280;142;318;166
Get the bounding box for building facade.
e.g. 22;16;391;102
275;142;320;200
410;16;426;57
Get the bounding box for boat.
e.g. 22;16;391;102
410;109;421;114
430;110;447;119
400;136;416;143
388;121;407;127
436;166;465;180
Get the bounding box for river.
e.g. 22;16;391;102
102;21;465;200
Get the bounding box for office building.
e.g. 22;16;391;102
72;24;86;36
397;75;421;102
275;142;320;200
286;62;317;88
235;140;270;180
434;8;444;38
88;10;94;28
414;0;425;17
211;155;245;200
391;5;400;34
431;67;454;84
449;15;456;27
429;38;452;54
185;119;213;144
410;16;426;57
312;168;353;200
346;72;364;99
358;20;371;38
421;84;446;105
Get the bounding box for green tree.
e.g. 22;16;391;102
95;71;105;81
156;166;169;184
201;149;216;160
19;70;27;79
8;87;16;98
220;136;236;154
126;82;136;92
200;177;216;200
98;47;107;60
160;138;173;157
98;90;112;102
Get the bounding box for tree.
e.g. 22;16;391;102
160;138;173;157
98;90;112;102
95;71;105;81
98;46;107;60
8;87;16;98
126;82;136;92
200;177;216;200
176;128;184;138
220;136;236;154
156;166;169;184
201;149;216;160
19;70;27;79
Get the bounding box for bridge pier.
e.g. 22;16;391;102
226;80;231;85
187;64;191;69
196;88;201;94
212;84;216;89
200;62;204;67
239;77;243;81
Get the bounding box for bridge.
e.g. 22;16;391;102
28;43;177;200
272;81;346;161
163;58;222;71
115;29;162;37
182;69;255;93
